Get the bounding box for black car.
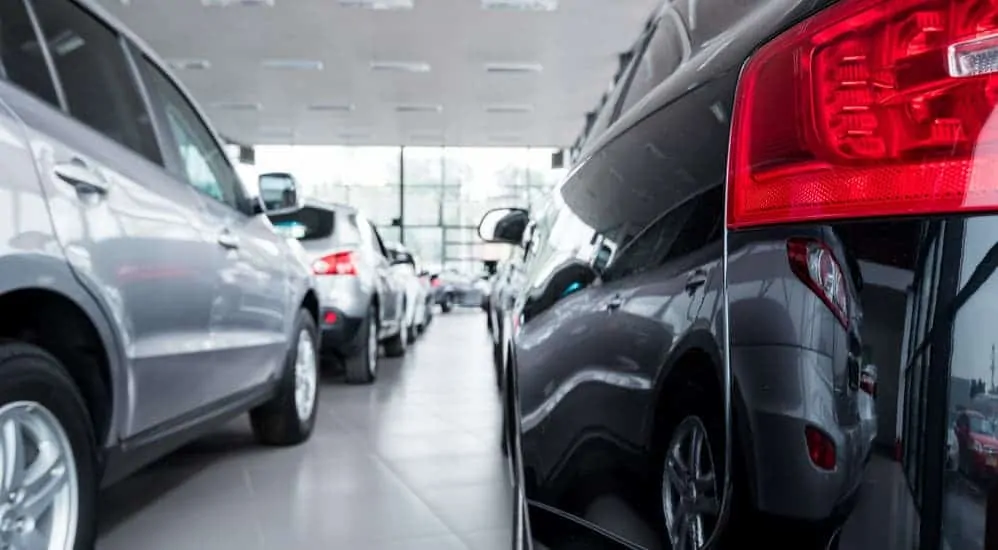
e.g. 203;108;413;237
481;0;997;549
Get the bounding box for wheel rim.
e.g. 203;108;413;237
0;401;79;550
662;416;720;550
367;316;378;376
293;329;318;421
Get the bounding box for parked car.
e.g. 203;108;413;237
0;1;322;547
385;241;433;340
430;269;485;312
955;410;998;480
267;200;410;384
487;253;527;391
482;0;941;547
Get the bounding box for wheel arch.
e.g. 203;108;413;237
0;254;125;449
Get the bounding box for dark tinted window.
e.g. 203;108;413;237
138;56;242;210
31;0;161;164
617;13;684;116
268;206;335;241
602;198;695;282
665;186;723;261
0;2;59;106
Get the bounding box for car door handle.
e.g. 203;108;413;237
217;230;240;250
54;161;108;195
604;294;624;311
685;269;708;294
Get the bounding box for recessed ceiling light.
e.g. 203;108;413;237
481;0;556;11
485;104;533;113
395;104;443;113
339;131;371;139
261;59;324;71
484;62;543;74
202;0;274;6
306;103;355;112
338;0;413;9
488;134;521;143
370;60;431;73
258;126;294;137
167;58;212;70
212;101;263;111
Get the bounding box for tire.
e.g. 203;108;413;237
250;309;320;446
0;341;98;550
384;321;408;358
345;305;379;384
406;320;418;343
654;387;726;549
441;294;454;313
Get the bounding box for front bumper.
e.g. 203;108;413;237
732;345;866;523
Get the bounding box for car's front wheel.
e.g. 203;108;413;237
250;309;320;446
0;341;97;550
345;305;379;384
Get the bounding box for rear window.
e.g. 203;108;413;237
268;206;335;241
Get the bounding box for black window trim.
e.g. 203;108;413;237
21;0;68;111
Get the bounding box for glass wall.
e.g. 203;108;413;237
255;145;565;275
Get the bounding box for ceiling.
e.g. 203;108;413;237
97;0;660;147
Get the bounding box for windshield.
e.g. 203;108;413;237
970;416;997;437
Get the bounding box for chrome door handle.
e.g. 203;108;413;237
217;230;240;250
54;161;108;195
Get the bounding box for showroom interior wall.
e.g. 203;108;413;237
246;145;566;274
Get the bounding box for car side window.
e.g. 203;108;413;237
137;55;243;212
30;0;161;164
338;213;362;245
0;3;60;107
369;223;389;258
663;185;724;261
601;187;719;283
617;12;685;117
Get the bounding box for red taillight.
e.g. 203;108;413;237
323;311;338;325
860;372;877;397
729;0;998;229
431;278;441;288
805;425;837;470
313;251;357;276
787;238;850;328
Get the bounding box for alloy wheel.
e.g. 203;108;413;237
0;401;79;550
293;329;318;421
662;416;720;550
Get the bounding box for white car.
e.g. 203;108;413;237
386;242;432;340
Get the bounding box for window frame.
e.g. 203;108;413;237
132;49;251;216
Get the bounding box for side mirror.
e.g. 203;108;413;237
258;172;303;215
478;207;530;245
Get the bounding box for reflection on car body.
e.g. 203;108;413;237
485;0;998;549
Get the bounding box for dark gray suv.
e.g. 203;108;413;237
0;1;320;548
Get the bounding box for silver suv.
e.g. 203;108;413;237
267;200;410;384
0;1;320;548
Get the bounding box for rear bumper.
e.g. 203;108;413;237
732;345;866;523
318;308;364;355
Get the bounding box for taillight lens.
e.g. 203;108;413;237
729;0;998;229
431;278;441;287
313;251;357;276
805;426;837;470
787;238;850;328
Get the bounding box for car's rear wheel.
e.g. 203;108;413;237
384;317;408;358
345;305;379;384
661;415;721;550
250;309;320;445
440;294;454;313
0;342;97;550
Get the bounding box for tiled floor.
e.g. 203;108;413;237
96;309;511;550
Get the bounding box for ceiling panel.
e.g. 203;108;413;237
98;0;660;146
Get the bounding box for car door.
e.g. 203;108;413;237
357;215;398;333
133;49;288;393
7;0;220;436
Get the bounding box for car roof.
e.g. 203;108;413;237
300;199;356;213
